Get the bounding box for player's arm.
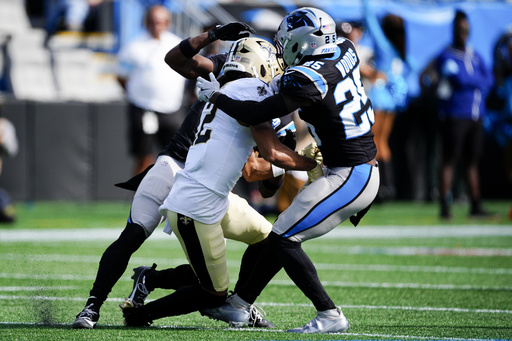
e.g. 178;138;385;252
250;121;317;171
165;32;216;79
197;73;313;125
242;150;285;198
165;22;255;80
243;124;296;181
242;149;273;181
217;93;308;126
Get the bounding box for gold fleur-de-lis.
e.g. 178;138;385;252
180;216;192;225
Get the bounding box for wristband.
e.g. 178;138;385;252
179;38;197;58
271;164;285;178
208;26;220;42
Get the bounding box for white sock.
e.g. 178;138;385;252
318;307;340;318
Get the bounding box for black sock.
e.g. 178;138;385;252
85;296;101;312
271;233;335;311
146;264;198;291
234;240;268;293
89;222;146;303
237;233;283;304
138;284;226;322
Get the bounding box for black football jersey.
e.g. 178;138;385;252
280;38;377;167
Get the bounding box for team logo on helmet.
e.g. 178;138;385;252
286;10;315;31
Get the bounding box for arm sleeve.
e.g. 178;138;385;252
215;93;290;125
209;53;227;77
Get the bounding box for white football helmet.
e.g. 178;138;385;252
275;7;338;66
221;37;283;84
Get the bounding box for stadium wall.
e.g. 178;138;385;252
0;100;133;201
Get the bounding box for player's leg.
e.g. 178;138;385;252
273;163;379;333
122;210;231;326
229;163;379;333
73;156;179;329
218;193;278;327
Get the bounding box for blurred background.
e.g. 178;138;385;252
0;0;510;215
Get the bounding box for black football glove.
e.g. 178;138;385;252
279;129;297;151
208;22;255;42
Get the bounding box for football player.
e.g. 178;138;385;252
119;36;322;327
197;7;380;333
72;22;293;329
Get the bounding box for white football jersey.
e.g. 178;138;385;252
162;77;273;224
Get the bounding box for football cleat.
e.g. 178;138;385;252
120;263;156;310
287;307;350;334
200;296;250;328
72;303;99;329
248;304;275;328
122;305;152;327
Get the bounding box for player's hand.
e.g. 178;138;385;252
298;162;324;193
208;22;255;42
298;142;322;164
197;72;220;102
298;142;323;192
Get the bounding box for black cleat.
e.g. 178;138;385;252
72;303;99;329
120;263;156;310
122;305;152;327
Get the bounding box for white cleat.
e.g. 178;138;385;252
287;307;350;334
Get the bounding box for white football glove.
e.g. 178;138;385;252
197;72;220;102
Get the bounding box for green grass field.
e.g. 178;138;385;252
0;200;511;340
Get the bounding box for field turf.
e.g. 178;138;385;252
0;200;511;340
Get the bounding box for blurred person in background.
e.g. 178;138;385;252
485;29;512;217
116;5;186;175
435;10;493;219
0;118;18;223
44;0;104;37
362;1;416;202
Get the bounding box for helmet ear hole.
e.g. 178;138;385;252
260;65;266;78
292;43;298;53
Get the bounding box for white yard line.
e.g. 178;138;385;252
2;225;512;242
1;274;510;291
0;295;511;315
0;286;77;291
